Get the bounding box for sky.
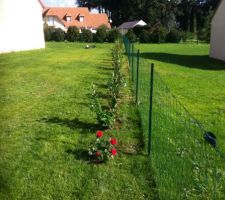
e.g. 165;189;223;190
43;0;77;7
42;0;99;13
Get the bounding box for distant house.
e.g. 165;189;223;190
0;0;45;53
210;0;225;61
118;20;147;35
43;7;111;33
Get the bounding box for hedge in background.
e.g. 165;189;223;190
107;29;121;43
165;30;182;43
44;26;55;41
80;29;93;42
139;30;150;43
52;28;65;42
125;29;137;43
67;26;80;42
150;27;167;43
95;25;108;43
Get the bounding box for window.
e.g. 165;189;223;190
66;16;72;22
48;17;54;26
79;16;84;22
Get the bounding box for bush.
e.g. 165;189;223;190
80;29;93;42
66;26;80;42
165;30;181;43
133;26;147;37
44;26;54;41
149;27;167;43
139;30;150;43
95;25;108;42
88;130;117;163
197;29;210;42
125;29;137;43
107;29;121;43
52;28;65;42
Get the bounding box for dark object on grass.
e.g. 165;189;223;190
85;45;96;49
204;132;217;147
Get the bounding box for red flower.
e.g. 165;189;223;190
96;151;101;157
110;138;117;145
96;130;103;138
111;148;117;156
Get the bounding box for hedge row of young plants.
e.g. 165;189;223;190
88;40;124;163
44;24;121;43
90;40;124;129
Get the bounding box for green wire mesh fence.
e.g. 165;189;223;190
123;37;225;199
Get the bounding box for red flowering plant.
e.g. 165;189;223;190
88;130;117;163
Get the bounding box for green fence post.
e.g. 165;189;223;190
135;49;140;104
148;63;154;155
131;43;134;81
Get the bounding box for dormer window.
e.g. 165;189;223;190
66;16;72;22
79;15;84;22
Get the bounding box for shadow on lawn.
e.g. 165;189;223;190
66;148;90;162
41;117;100;132
140;53;225;70
98;66;114;71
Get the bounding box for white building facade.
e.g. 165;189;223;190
210;0;225;61
0;0;45;53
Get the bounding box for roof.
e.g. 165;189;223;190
118;20;146;29
43;7;111;29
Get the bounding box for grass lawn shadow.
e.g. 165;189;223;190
140;52;225;70
66;148;90;162
41;117;100;132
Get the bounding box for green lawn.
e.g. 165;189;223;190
0;43;156;200
1;42;224;199
137;43;225;150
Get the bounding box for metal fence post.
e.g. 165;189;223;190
148;63;154;155
131;43;134;81
135;49;140;104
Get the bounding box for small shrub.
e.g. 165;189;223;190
52;28;65;42
107;29;121;43
139;30;150;43
165;30;181;43
125;29;137;43
66;26;80;42
90;84;115;128
95;25;108;43
88;130;117;163
80;29;93;42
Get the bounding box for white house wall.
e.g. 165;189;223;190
210;0;225;61
0;0;45;53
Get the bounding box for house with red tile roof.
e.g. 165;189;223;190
0;0;45;53
43;7;111;33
